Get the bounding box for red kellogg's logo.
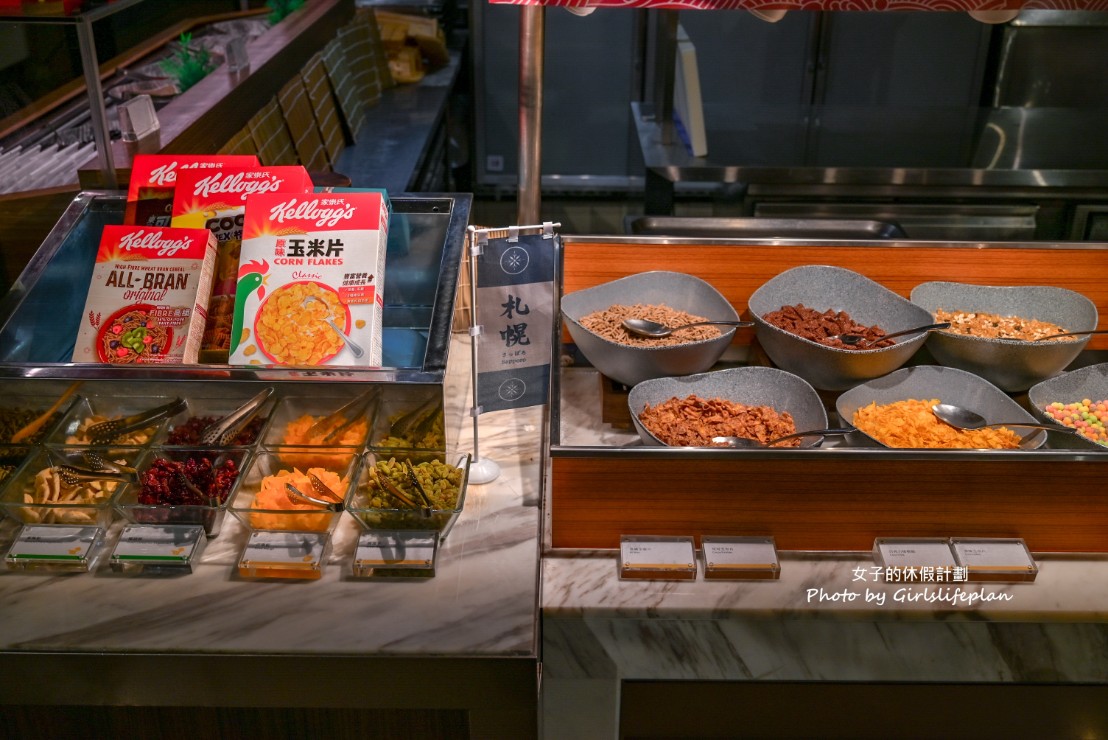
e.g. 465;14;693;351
119;229;195;257
192;172;284;201
268;197;357;227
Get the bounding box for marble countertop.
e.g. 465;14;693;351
0;334;544;660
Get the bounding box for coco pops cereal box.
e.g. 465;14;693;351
125;154;259;227
229;191;389;367
170;165;314;362
72;225;218;365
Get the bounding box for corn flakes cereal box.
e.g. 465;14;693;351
229;191;389;367
72;225;218;365
170;165;314;362
125;154;259;227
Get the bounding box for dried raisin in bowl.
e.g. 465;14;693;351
628;366;828;448
115;447;251;538
910;281;1098;392
749;265;935;391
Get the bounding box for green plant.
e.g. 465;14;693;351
266;0;306;25
159;33;215;93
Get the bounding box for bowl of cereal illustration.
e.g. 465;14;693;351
560;271;742;388
910;281;1097;392
96;304;174;364
254;281;352;365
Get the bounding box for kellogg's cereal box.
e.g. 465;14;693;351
73;225;218;365
125;154;259;227
229;191;389;367
170;165;314;362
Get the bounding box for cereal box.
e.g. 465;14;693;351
229;191;389;367
72;225;218;365
125;154;259;227
170;165;314;362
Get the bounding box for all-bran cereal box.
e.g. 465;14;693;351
170;165;314;362
229;191;388;367
72;225;218;365
125;154;259;227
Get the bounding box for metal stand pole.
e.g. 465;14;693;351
76;16;117;189
467;228;501;485
517;4;544;225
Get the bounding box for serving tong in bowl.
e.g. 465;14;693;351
52;449;138;487
368;462;433;518
85;397;187;445
198;388;275;446
305;388;380;445
285;473;345;512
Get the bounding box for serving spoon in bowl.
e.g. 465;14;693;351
1032;328;1108;342
621;317;754;339
930;403;1076;434
711;428;852;448
826;322;950;348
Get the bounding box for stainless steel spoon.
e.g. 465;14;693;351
930;403;1076;434
302;295;365;359
621;317;754;338
1032;328;1108;342
826;322;951;348
711;428;852;448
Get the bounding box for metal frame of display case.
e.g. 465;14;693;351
0;190;471;385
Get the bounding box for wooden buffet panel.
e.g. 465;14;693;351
550;238;1108;552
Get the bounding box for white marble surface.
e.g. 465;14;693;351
0;334;544;660
542;364;1108;740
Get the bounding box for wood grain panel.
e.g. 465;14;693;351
550;455;1108;552
561;241;1108;350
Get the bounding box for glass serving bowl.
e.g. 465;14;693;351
0;447;142;529
114;447;252;538
346;449;470;537
229;449;359;533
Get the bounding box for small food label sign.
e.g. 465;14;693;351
6;525;103;572
109;524;206;573
873;538;957;570
238;530;330;580
951;538;1037;582
702;536;780;580
353;530;438;578
619;535;696;580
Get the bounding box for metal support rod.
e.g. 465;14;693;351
75;17;117;189
468;234;483;467
645;9;679;146
517;4;544;225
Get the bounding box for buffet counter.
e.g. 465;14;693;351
0;332;543;739
541;362;1108;740
541;233;1108;739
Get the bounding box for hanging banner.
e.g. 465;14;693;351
475;231;557;413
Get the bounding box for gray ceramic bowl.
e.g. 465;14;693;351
561;271;740;387
835;365;1046;450
628;366;828;448
1027;362;1108;452
910;281;1097;393
748;265;935;391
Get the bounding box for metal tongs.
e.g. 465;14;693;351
175;471;220;508
388;395;441;442
285;473;344;512
198;388;274;446
85;398;187;445
368;462;433;518
54;464;134;487
305;388;379;445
